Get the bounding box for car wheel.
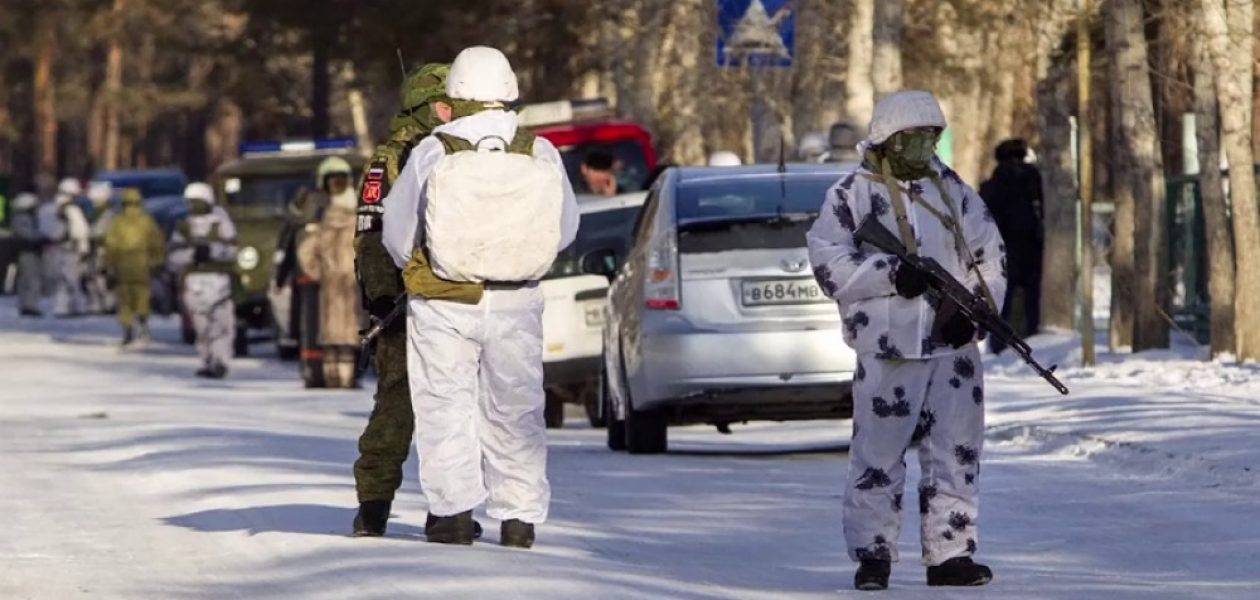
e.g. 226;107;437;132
625;405;667;454
276;344;299;361
585;382;606;428
604;366;627;452
544;391;565;429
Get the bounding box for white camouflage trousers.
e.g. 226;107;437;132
406;287;550;524
46;245;87;316
844;346;985;566
183;273;235;370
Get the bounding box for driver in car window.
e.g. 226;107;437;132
579;150;618;196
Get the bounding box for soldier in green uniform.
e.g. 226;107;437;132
103;188;165;346
353;63;482;536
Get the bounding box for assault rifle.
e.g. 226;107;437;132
853;214;1070;395
357;294;407;373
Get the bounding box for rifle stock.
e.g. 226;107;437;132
357;294;408;373
853;215;1070;395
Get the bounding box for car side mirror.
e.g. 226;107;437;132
580;248;619;280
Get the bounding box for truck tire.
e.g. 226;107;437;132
233;326;249;357
625;405;667;454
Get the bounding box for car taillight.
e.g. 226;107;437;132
645;234;679;310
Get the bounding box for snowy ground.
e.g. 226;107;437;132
2;300;1259;599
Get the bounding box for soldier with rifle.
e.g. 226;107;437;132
808;90;1052;591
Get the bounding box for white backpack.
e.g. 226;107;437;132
424;131;564;283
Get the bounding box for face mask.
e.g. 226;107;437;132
189;199;213;215
890;130;937;167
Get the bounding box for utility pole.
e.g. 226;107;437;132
1077;0;1096;366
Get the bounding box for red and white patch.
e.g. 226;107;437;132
362;180;382;204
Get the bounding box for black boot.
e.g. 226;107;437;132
854;559;891;591
425;513;483;539
926;557;993;587
499;519;535;549
352;500;391;537
425;510;475;545
121;327;134;347
195;363;227;379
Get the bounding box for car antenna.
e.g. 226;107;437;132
776;134;788;219
397;48;416;117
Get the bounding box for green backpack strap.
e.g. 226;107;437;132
434;132;475;155
507;128;536;156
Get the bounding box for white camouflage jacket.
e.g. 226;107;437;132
807;158;1007;360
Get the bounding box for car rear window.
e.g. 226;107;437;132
675;176;836;224
225;175;311;210
96;175;186;198
545;205;641;279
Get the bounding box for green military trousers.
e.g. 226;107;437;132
353;318;414;502
115;282;151;329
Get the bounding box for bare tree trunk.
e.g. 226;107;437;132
844;0;875;126
657;0;706;165
1078;0;1096;366
1193;34;1237;357
311;18;331;139
1105;8;1135;352
871;0;904;98
102;0;127;171
1037;59;1078;331
33;9;58;175
1108;0;1168;351
1201;0;1260;361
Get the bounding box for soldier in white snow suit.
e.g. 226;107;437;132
37;178;93;317
382;46;579;548
169;182;238;379
807;91;1007;591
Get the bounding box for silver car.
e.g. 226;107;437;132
583;164;857;454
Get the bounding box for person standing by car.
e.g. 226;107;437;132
807;90;1006;591
382;45;578;548
979;139;1043;352
351;62;481;537
103;188;165;346
10;192;44;317
169;182;238;378
297;159;363;388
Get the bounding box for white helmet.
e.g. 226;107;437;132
708;151;743;167
88;181;113;204
447;46;519;103
57;177;83;197
12;192;38;211
183;182;215;205
867;90;947;145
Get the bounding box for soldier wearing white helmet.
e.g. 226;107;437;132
797;132;829;163
807;91;1005;590
10;192;45;317
168;182;239;378
36;177;92;317
707;150;742;167
381;45;579;548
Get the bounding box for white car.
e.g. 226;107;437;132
540;192;648;428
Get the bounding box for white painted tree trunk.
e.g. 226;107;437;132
844;0;875;126
871;0;904;98
1192;32;1236;357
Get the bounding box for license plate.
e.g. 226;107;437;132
740;278;826;306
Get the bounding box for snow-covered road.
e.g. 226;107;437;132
2;307;1258;599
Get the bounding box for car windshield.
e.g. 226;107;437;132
560;140;651;195
225;174;310;209
545;205;642;279
675;176;836;224
95;174;186;198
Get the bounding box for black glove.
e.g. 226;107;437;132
368;296;396;320
893;262;930;299
932;298;977;349
193;244;211;265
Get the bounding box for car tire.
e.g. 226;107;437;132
544;391;565;429
181;319;195;345
585;384;606;428
604;366;627;452
276;344;299;361
625;405;667;454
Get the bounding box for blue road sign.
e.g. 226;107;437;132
717;0;795;68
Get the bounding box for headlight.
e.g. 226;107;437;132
237;246;260;271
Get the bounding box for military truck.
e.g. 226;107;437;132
210;139;364;369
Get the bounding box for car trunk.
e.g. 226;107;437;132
676;215;836;332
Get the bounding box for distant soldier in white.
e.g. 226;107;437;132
10;193;45;317
807;91;1006;590
382;46;578;548
707;150;743;167
37;178;93;317
797;132;830;163
169;182;238;378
